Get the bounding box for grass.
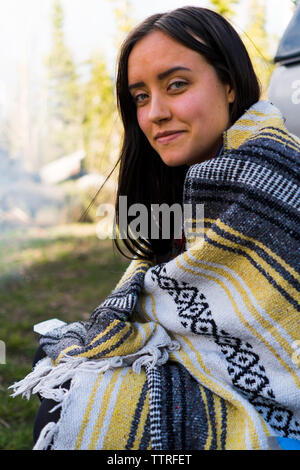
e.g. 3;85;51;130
0;224;130;450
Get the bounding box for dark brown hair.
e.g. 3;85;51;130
114;6;260;261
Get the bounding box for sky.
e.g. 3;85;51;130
0;0;295;116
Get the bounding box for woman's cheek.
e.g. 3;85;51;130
137;109;149;136
175;91;203;120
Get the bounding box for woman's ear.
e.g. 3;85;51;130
226;84;235;104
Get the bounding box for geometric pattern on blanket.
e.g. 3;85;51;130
149;263;300;438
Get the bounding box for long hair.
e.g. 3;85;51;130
114;6;261;261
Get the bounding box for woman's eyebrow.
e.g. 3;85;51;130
128;66;192;91
158;66;192;80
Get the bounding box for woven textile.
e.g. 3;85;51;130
10;100;300;450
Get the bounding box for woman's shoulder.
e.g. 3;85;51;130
224;99;300;154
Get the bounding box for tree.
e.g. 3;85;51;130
109;0;135;40
81;54;119;175
0;43;46;172
43;0;82;164
242;0;276;98
77;0;136;221
210;0;239;18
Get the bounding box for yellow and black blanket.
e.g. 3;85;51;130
11;100;300;450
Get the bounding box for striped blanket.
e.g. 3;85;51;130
11;100;300;450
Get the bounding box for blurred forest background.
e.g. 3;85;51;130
0;0;298;450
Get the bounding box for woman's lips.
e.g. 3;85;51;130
155;131;185;144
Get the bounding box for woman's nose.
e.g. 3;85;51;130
148;95;172;123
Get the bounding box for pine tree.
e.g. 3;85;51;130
82;54;119;175
77;0;135;220
43;0;82;164
1;44;45;172
76;53;121;218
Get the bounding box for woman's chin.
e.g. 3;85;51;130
160;153;192;167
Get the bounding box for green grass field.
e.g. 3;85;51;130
0;224;129;450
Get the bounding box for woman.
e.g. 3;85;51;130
11;7;300;450
114;6;260;264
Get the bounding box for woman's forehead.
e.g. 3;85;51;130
130;31;190;57
128;31;206;81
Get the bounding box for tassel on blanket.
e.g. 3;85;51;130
132;343;180;373
9;341;180;401
33;421;58;450
9;356;86;401
9;357;55;401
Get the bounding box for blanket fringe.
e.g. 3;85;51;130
33;421;58;450
9;356;88;401
9;341;181;401
133;346;170;373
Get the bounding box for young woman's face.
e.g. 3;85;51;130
128;31;235;166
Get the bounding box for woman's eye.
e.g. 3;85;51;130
169;80;187;91
134;93;148;105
